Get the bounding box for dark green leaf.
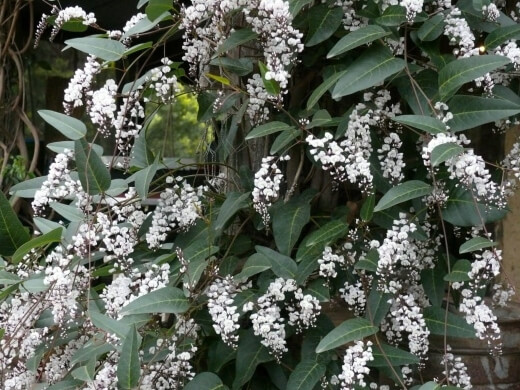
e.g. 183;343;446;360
485;24;520;49
47;379;85;390
255;246;297;279
38;110;87;140
12;228;62;264
90;311;130;339
259;61;280;95
444;259;471;282
117;326;141;389
235;253;272;281
448;95;520;132
210;57;253;76
75;138;111;195
365;284;391;326
124;41;153;56
421;263;446;307
289;0;313;16
459;236;497;254
305;5;343;47
214;192;250;232
120;287;189;315
233;330;274;389
355;249;379;273
185;372;228;390
145;0;172;21
423;306;476;338
71;358;96;382
393;115;447;134
315;317;378;353
304;279;330;302
332;45;405;99
65;37;126;61
430;143;464;167
215;28;258;57
369;343;420;367
208;340;236;373
49;202;84;222
70;338;115;365
272;198;310;255
33;217;63;235
374;180;432;212
376;5;407;26
304;219;349;248
306;69;348;109
418;13;445;41
439;55;510;100
0;191;30;256
286;358;326;390
130;132;155;168
327;26;390;58
246;121;293;140
360;194;375;221
270;129;300;154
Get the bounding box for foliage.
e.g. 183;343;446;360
2;0;520;389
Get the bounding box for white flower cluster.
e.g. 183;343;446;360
382;294;430;361
491;282;515;307
318;246;345;279
146;177;206;249
338;340;374;390
147;57;181;103
378;132;405;183
246;73;277;124
206;276;243;347
502;140;520;195
441;345;472;389
32;149;82;214
444;8;476;57
252;155;288;225
434;101;454;127
459;291;501;350
87;78;117;136
108;12;147;43
63;55;101;113
495;41;520;70
113;89;146;157
331;1;366;31
483;3;500;21
50;6;96;41
401;0;424;21
248;278;320;359
421;132;460;167
339;280;366;316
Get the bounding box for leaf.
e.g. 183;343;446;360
75;138;111;195
306;69;348;109
304;219;349;248
65;37;126;61
90;311;130;339
70;338;114;366
369;343;420;367
145;0;172;21
0;270;21;285
304;279;330;302
214;192;250;232
120;287;189;316
305;5;343;47
315;317;378;353
206;73;231;86
47;379;85;390
38;110;87;140
327;25;390;58
423;306;476;338
122;12;170;39
11;228;62;264
47;141;103;156
272;198;310;256
185;372;228;390
71;359;96;382
393;115;447;134
215;28;258;57
332;45;405;99
255;246;297;279
376;5;407;26
355;249;379;273
49;202;85;222
421;263;446;307
270;128;300;154
117;326;141;389
33;217;63;235
430;142;463;167
209;57;253;76
444;259;471;282
132;158;159;199
365;284;391;326
235;253;272;281
418;13;445;41
259;61;280;95
130;132;155;168
286;358;326;390
289;0;313;16
485;24;520;49
374;180;432;212
459;236;497;254
360;194;375;222
0;191;30;256
447;95;520;132
9;176;47;198
124;41;153;56
233;330;274;389
439;55;510;100
246;121;293;140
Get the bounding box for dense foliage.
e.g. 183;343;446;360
2;0;520;388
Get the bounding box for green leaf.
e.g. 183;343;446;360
439;55;510;100
448;95;520;132
421;263;446;307
306;69;348;110
259;61;280;95
22;275;48;293
33;217;63;235
0;270;21;285
38;110;87;140
304;279;330;302
145;0;172;21
65;37;126;61
208;340;237;373
355;249;379;273
117;326;141;389
70;338;115;366
246;122;293;140
332;45;405;99
393;115;447;134
286;358;326;390
71;358;96;382
417;13;445;41
49;202;85;222
233;330;274;389
209;57;253;76
423;306;476;338
215;28;258;57
374;180;432;212
272;199;310;256
270;128;300;154
75;138;111;195
360;194;375;222
131;158;159;199
122;12;170;39
235;253;272;281
130;132;155;168
305;5;343;47
327;25;390;58
120;287;189;316
365;284;391;326
304;219;349;248
444;259;471;282
376;5;407;26
255;246;297;279
207;73;231;86
47;379;85;390
214;192;250;232
9;176;47;198
185;372;228;390
485;24;520;49
459;236;497;254
0;191;30;256
443;185;507;226
90;311;130;339
47;141;103;156
289;0;313;16
430;142;464;167
369;343;420;367
315;317;378;353
11;228;62;264
124;41;153;56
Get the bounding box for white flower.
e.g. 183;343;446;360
338;340;374;389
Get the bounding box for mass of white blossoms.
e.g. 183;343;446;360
318;246;346;279
146;57;181;103
338;340;374;389
442;345;472;389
